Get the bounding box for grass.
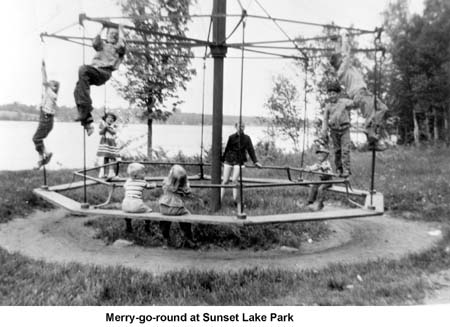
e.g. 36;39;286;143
1;145;450;305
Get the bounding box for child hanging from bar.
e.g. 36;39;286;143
329;32;388;151
122;163;156;213
302;140;333;212
32;60;59;169
158;165;197;249
97;112;119;179
321;81;356;178
74;22;126;135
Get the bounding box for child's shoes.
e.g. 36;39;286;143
85;123;94;136
368;139;387;152
107;169;116;180
42;152;53;165
98;168;106;179
34;159;44;170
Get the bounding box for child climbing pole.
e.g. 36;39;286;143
32;60;59;169
74;22;126;135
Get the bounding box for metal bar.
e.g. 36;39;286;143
73;172;114;186
227;45;305;60
242;179;348;188
42;164;48;187
246;14;375;33
81;15;211;46
237;17;247;219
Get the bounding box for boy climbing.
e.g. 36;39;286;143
329;33;388;151
74;23;126;135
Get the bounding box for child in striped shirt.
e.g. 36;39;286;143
121;163;156;213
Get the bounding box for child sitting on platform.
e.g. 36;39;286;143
122;163;156;213
302;141;333;211
97;112;119;179
32;60;59;169
158;165;196;249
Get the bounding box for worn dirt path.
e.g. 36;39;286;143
0;209;443;278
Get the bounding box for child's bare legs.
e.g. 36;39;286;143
221;164;242;204
230;165;242;202
98;158;117;178
314;183;332;210
98;157;106;178
220;163;233;201
159;206;193;248
306;184;319;205
107;158;117;178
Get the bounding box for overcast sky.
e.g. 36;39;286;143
0;0;424;117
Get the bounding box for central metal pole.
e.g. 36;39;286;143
210;0;227;211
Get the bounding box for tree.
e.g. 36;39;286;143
115;0;196;158
264;75;304;152
383;0;450;145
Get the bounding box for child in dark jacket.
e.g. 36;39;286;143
221;122;262;205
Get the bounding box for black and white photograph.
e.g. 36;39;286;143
0;0;449;323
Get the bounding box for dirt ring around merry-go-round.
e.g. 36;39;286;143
0;208;443;275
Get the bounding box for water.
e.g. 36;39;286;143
0;121;365;171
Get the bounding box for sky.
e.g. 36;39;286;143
0;0;425;118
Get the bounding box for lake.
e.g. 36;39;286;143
0;121;366;171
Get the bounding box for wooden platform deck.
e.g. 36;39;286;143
33;186;384;226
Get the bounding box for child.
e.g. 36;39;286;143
221;122;262;205
303;141;333;211
330;33;388;151
74;24;126;135
122;163;155;213
321;81;355;177
158;165;196;249
32;60;59;169
97;112;119;179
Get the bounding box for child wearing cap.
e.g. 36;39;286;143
321;81;355;177
97;112;119;179
32;60;59;169
303;141;333;211
158;165;196;249
329;34;388;151
121;163;156;213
